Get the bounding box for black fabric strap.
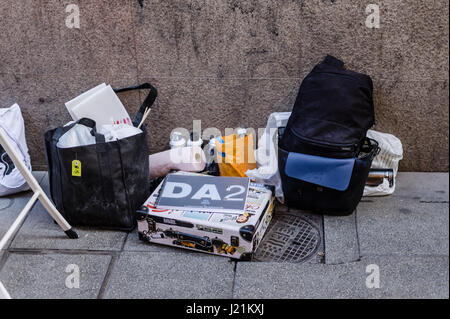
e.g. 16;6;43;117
54;118;105;145
78;118;105;143
114;83;158;127
77;118;96;129
324;55;344;69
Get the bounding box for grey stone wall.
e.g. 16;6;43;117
0;0;448;171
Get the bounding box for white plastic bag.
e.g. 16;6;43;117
57;122;142;148
246;112;291;203
363;129;403;196
99;124;141;142
57;123;96;148
0;103;31;196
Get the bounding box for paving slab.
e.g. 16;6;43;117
103;252;234;299
361;256;449;299
357;202;449;256
357;173;449;256
395;172;449;203
32;171;47;184
0;172;46;240
362;172;449;205
324;212;360;264
0;190;28;242
0;252;111;299
10;174;128;251
233;255;449;299
235;260;361;299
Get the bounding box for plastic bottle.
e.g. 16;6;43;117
169;131;187;149
187;131;203;148
237;127;247;138
205;137;220;176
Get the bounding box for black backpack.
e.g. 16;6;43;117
279;56;379;215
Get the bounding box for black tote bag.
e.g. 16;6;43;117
44;83;157;231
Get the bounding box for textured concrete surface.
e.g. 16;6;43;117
233;255;449;299
386;172;449;203
103;252;234;299
0;252;111;299
0;253;111;299
0;172;45;241
358;202;449;256
0;172;448;298
357;172;449;256
323;212;360;264
0;0;448;171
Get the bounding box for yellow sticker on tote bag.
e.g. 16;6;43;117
72;160;81;177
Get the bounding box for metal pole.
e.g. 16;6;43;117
0;127;77;237
0;123;79;299
0;192;39;251
0;281;11;299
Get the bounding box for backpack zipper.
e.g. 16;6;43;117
290;127;359;154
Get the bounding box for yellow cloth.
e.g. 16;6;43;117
215;133;257;177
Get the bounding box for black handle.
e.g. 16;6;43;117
76;118;105;143
323;55;344;69
54;118;105;144
114;83;158;127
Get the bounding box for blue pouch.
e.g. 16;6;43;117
279;137;378;216
284;152;355;191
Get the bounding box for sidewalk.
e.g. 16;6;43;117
0;172;448;299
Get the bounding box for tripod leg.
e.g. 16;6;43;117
0;128;78;239
0;281;11;299
38;192;78;239
65;229;79;239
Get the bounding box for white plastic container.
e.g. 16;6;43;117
169;131;187;149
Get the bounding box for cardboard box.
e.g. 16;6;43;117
137;178;275;260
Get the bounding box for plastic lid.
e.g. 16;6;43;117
237;128;247;137
170;131;186;148
208;138;217;147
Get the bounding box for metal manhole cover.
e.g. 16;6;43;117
254;214;321;263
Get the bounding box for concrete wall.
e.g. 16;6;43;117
0;0;448;171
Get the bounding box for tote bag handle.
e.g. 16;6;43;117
114;83;158;127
